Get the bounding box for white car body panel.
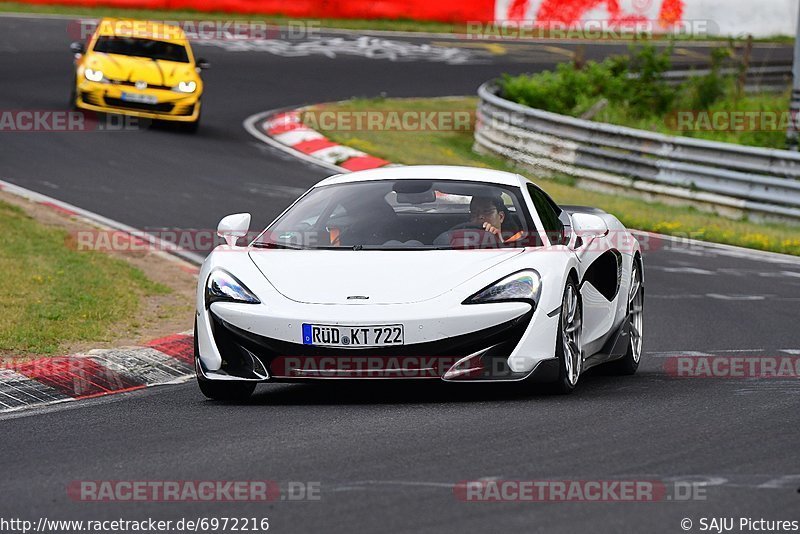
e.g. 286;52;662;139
248;249;525;305
195;165;642;384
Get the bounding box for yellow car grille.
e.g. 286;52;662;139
80;91;103;106
110;80;173;91
102;96;175;113
172;103;195;116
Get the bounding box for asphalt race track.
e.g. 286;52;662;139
1;15;799;533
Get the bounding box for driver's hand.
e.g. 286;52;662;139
482;222;501;236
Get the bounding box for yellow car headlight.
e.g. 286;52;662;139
176;81;197;93
84;68;107;83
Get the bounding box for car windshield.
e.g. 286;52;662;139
93;36;190;63
253;179;541;250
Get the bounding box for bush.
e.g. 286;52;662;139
678;47;732;110
500;44;676;118
498;42;786;148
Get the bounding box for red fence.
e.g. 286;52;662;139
11;0;497;22
10;0;689;28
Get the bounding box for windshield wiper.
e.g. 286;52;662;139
250;241;305;250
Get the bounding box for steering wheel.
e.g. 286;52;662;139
434;221;501;248
448;221;490;232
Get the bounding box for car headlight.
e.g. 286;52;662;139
205;269;260;306
464;270;542;307
84;68;107;83
176;81;197;93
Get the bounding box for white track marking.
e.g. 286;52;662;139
654;267;716;275
647;349;768;356
706;293;767;301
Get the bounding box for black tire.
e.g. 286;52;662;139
194;321;255;401
606;259;644;376
553;277;582;395
69;74;78;110
181;116;200;133
180;103;201;133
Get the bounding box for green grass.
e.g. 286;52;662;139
0;200;170;355
0;2;791;41
306;96;800;256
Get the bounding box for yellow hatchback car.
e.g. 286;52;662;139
70;18;207;131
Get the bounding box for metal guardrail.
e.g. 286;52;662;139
639;63;792;93
474;81;800;224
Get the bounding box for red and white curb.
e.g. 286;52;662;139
244;107;394;173
0;179;204;413
0;333;195;413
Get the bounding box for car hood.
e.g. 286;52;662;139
248;249;525;305
85;53;197;87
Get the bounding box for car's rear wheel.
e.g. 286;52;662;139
194;322;256;401
607;259;644;375
553;278;582;394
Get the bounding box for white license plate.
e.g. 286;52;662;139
302;324;404;347
120;92;157;104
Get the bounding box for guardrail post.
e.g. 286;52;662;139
787;3;800;150
736;35;753;96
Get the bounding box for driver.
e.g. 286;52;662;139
469;195;524;244
470;195;505;237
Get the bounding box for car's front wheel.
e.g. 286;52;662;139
196;375;256;401
181;103;201;133
69;74;78;110
181;116;200;133
553;278;583;394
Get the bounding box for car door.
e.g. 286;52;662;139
569;211;622;351
526;184;619;350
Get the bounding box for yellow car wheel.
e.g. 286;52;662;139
181;105;200;134
69;74;78;111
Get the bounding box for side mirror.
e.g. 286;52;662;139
217;213;251;247
70;41;85;54
195;58;210;70
571;213;608;242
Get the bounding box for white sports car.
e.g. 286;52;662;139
195;165;644;399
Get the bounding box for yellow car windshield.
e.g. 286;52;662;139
93;36;189;63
